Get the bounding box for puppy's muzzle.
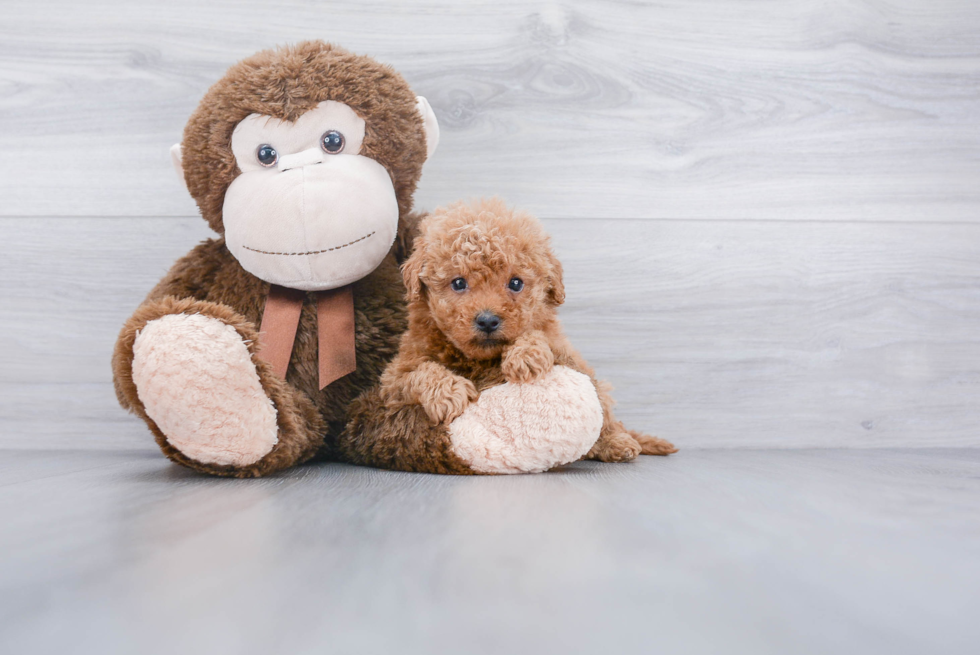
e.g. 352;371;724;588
474;311;501;335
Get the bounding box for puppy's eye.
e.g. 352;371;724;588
451;277;468;292
321;130;345;154
256;144;278;167
508;277;524;292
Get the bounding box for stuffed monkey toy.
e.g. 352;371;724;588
112;41;440;477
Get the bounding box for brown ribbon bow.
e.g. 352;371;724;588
257;284;356;389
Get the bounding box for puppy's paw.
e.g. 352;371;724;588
628;429;678;456
419;374;479;425
587;431;642;463
502;331;555;384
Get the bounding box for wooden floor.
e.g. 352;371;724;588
2;448;978;655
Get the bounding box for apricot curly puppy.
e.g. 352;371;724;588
340;198;675;472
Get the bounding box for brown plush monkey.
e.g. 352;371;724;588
112;41;440;477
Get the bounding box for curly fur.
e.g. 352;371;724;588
339;198;676;473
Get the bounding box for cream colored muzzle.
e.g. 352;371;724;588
276;147;325;172
222;149;400;292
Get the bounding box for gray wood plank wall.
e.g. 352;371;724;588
1;0;978;449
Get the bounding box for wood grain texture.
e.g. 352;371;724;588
2;216;978;449
1;0;979;220
2;448;978;654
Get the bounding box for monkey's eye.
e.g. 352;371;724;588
256;144;278;167
451;277;468;292
321;130;345;154
508;277;524;292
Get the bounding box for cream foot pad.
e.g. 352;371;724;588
448;366;603;474
132;313;279;467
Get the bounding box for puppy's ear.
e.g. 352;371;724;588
401;246;426;302
546;250;565;306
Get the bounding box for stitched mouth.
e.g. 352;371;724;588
243;231;375;256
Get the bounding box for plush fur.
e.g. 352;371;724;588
339;198;677;474
447;366;603;474
132;313;279;467
112;42;429;477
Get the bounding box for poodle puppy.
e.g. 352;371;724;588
340;198;675;473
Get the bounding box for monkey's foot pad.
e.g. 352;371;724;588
448;366;603;474
132;313;279;467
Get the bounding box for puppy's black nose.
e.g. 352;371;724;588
474;311;501;334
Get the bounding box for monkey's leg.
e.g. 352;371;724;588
339;386;477;475
342;365;604;475
113;297;324;478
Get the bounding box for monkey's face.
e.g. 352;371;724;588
222;101;400;291
175;43;441;290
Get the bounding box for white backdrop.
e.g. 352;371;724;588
2;0;979;449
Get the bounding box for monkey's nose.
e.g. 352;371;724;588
277;147;324;172
474;311;501;334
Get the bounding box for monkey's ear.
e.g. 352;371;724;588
169;143;188;191
401;246;426;302
546;251;566;306
416;97;440;161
